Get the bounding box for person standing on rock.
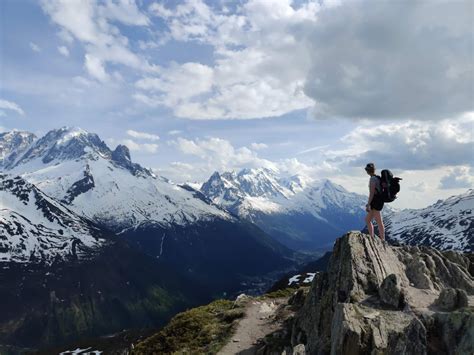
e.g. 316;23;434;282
364;163;385;241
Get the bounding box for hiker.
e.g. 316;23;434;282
364;163;385;241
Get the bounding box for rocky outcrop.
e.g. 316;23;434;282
291;231;474;355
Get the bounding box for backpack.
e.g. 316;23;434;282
377;169;402;203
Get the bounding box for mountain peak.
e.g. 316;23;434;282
0;130;37;168
112;144;131;163
110;144;149;176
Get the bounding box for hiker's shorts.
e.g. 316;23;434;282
370;194;384;211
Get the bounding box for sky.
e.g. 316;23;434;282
0;0;473;209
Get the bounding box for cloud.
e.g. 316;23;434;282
84;54;109;81
137;0;316;119
303;0;473;120
164;135;335;183
40;0;155;83
58;45;69;56
0;99;25;115
134;62;215;112
108;137;158;154
296;144;330;155
332;114;474;170
439;166;474;189
250;142;268;150
29;42;41;52
172;136;277;173
138;0;473;121
408;182;428;193
126;129;160;141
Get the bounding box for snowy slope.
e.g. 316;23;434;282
4;127;231;232
0;174;106;263
385;189;473;252
200;168;367;250
0;130;36;169
201;168;365;218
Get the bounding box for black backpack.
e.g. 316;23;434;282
377;169;402;203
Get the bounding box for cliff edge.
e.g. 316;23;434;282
291;231;474;355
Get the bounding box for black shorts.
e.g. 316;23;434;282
370;193;384;211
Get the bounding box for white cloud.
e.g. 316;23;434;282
329;115;474;170
100;0;149;26
40;0;155;83
0;99;25;115
168;130;182;136
303;0;473;120
250;142;268;150
108;137;158;153
296;144;330;155
164;135;334;183
138;0;316;119
439;166;474;189
29;42;41;52
135;62;214;110
126;129;160;141
173;136;276;173
139;0;473;121
84;54;109;82
58;45;69;56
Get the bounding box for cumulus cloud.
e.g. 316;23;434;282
164;135;334;183
108;137;158;154
439;166;474;189
40;0;155;82
332;115;474;170
58;45;69;56
37;0;472;120
250;142;268;150
126;129;160;141
136;0;473;121
137;0;316;119
0;99;25;115
171;136;277;177
304;0;473;120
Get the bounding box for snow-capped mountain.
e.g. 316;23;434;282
200;168;367;250
1;127;295;294
0;174;106;263
5;127;230;231
0;130;36;169
386;189;473;252
0;174;211;350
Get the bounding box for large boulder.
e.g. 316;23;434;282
291;231;474;355
435;288;468;311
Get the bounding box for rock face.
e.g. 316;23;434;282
291;231;474;355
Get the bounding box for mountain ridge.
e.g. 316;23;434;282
200;167;367;250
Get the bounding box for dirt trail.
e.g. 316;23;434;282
218;297;289;355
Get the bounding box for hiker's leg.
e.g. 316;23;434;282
365;210;374;238
373;211;385;240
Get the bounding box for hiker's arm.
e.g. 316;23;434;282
367;180;376;206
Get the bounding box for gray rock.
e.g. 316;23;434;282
379;274;405;309
292;344;306;354
435;288;469;311
288;288;307;309
290;231;474;355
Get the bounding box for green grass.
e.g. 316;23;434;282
131;299;245;355
259;287;298;300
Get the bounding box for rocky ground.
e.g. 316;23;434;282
218;297;292;355
290;231;474;355
217;231;473;354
